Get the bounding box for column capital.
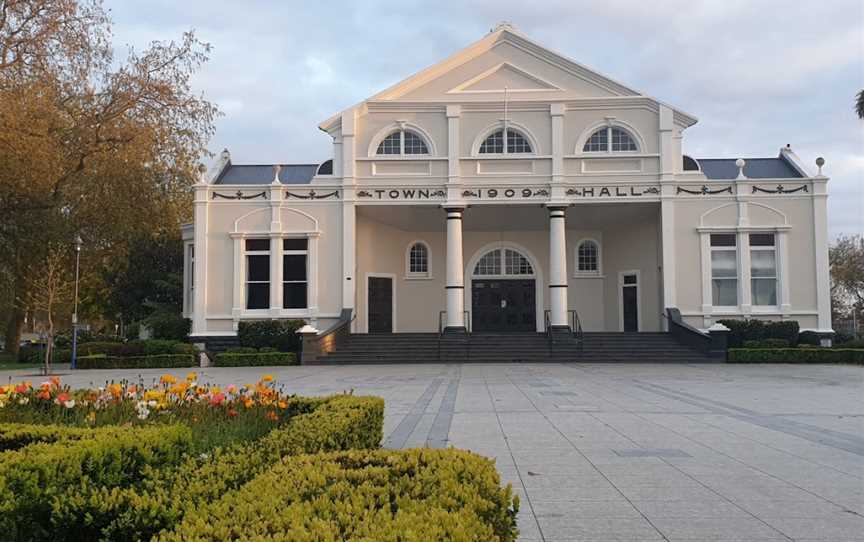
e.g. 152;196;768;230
545;205;569;213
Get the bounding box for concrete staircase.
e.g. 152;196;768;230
311;331;712;364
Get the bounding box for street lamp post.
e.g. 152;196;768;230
70;235;82;370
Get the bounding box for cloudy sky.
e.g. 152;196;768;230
106;0;863;237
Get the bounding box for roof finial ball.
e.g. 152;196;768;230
735;158;747;180
816;156;825;176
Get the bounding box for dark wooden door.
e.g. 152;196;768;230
472;279;535;332
368;277;393;333
622;274;639;332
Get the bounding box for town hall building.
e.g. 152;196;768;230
182;24;832;362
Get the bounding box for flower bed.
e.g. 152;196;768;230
0;374;309;451
212;351;298;367
159;449;519;542
728;348;864;364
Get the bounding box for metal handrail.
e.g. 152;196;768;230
545;309;584;351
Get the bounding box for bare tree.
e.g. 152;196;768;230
17;244;72;373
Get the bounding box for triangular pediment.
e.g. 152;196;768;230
447;62;561;94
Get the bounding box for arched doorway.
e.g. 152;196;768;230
467;245;540;332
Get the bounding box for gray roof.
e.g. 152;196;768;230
214;164;319;185
697;155;803;180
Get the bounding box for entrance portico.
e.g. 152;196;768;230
353;202;663;335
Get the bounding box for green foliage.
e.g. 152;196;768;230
77;339;195;357
0;423;119;451
159;448;519;542
237;319;305;352
102;234;186;324
728;348;864;364
46;395;384;541
797;331;823;346
838;339;864;349
77;353;196;369
0;424;193;541
148;313;191;341
213;351;298;367
718;319;800;347
742;338;790;348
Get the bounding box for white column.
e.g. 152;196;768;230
269;235;282;314
342;202;356;311
548;206;568;328
445;207;465;330
812;177;831;331
738;231;752;315
660;198;677;310
191;184;209;335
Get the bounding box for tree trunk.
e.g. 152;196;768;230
4;307;25;359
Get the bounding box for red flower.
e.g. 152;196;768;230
227;409;238;418
209;392;226;407
36;390;51;401
56;392;70;404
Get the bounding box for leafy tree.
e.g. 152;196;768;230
830;234;864;321
857;89;864;120
0;0;218;354
102;233;184;325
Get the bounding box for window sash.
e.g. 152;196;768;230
408;244;428;275
710;247;738;306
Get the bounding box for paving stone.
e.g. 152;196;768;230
42;361;863;542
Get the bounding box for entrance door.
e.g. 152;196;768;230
621;272;639;332
367;276;393;333
472;279;535;332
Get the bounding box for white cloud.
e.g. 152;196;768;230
104;0;864;235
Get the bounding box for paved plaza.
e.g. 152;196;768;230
10;362;864;541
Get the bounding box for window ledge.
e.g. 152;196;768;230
404;275;434;281
573;273;604;279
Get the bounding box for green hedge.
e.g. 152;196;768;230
237;319;304;352
0;423;121;452
78;340;196;357
728;348;864;364
48;395;384;542
212;351;298;367
742;338;790;348
160;448;519;542
0;424;193;541
718;319;800;347
76;353;197;369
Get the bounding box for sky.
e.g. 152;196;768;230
105;0;863;238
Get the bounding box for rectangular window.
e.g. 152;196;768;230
283;238;308;309
710;234;738;307
245;239;270;310
750;233;777;306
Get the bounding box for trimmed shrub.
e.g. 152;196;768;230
237;319;305;352
224;346;257;354
49;395;384;542
0;423;119;452
728;348;864;364
213;351;298;367
743;338;790;348
838;339;864;349
159;448;519;542
76;353;197;369
797;330;822;346
77;341;123;356
0;424;193;541
718;319;800;347
148;313;192;341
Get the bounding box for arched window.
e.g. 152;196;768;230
576;240;600;274
376;129;429;156
479;128;532;154
406;242;430;277
582;126;638;153
474;248;533;276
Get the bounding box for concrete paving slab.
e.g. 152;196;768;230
28;361;863;542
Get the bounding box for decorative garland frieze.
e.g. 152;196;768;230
676;185;732;195
565;186;659;198
751;184;808;195
211;190;267;200
356;188;445;200
285;190;340;200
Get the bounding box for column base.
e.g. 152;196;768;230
443;326;468;336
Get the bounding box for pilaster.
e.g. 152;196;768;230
191;184;209;335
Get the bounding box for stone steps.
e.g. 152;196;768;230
312;331;714;364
